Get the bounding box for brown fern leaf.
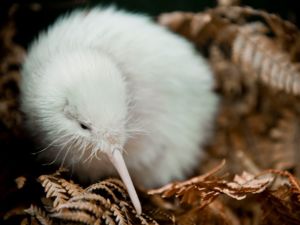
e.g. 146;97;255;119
258;170;300;225
56;201;104;217
24;205;53;225
102;211;117;225
69;192;112;207
104;178;126;188
85;183;119;203
232;30;300;95
207;200;240;225
208;7;300;95
52;167;69;176
210;6;300;50
149;160;226;196
158;12;194;34
134;213;159;225
149;169;300;224
38;175;69;208
111;204;130;225
38;169;84;209
176;200;240;225
56;189;157;225
51;193;132;225
15;176;26;189
176;212;198;225
51;211;97;225
118;201;133;222
142;214;169;225
115;201;159;225
158;11;232;50
266;170;300;194
267;110;299;170
149;162;273;207
159;7;300;96
58;178;84;197
20;218;30;225
99;179;129;201
3;206;27;221
144;208;175;225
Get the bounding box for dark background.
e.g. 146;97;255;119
0;0;299;48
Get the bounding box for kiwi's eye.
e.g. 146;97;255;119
79;122;90;130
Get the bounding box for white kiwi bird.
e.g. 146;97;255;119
20;7;219;214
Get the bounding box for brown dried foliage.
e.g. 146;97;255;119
159;5;300;175
159;6;300;95
149;163;300;225
21;170;158;225
2;2;300;225
0;5;25;138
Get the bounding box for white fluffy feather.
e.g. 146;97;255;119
21;7;219;189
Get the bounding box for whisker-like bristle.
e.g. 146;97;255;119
60;139;76;168
33;133;70;155
76;139;88;162
43;134;76;166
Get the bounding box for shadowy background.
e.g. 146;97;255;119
0;0;299;48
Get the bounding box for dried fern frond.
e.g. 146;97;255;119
59;178;84;197
143;208;175;225
69;192;111;205
85;183;121;203
55;201;104;217
149;162;273;207
3;206;28;220
232;29;300;95
158;6;300;95
38;175;70;208
37;168;84;209
150;165;300;224
23;170;158;225
53;187;156;225
24;205;53;225
258;170;300;225
210;6;300;49
52;210;99;225
175;199;240;225
94;179;129;201
15;176;27;189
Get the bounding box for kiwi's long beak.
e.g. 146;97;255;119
107;148;142;215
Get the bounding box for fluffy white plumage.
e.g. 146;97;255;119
21;7;219;213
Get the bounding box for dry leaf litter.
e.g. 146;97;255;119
1;1;300;225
